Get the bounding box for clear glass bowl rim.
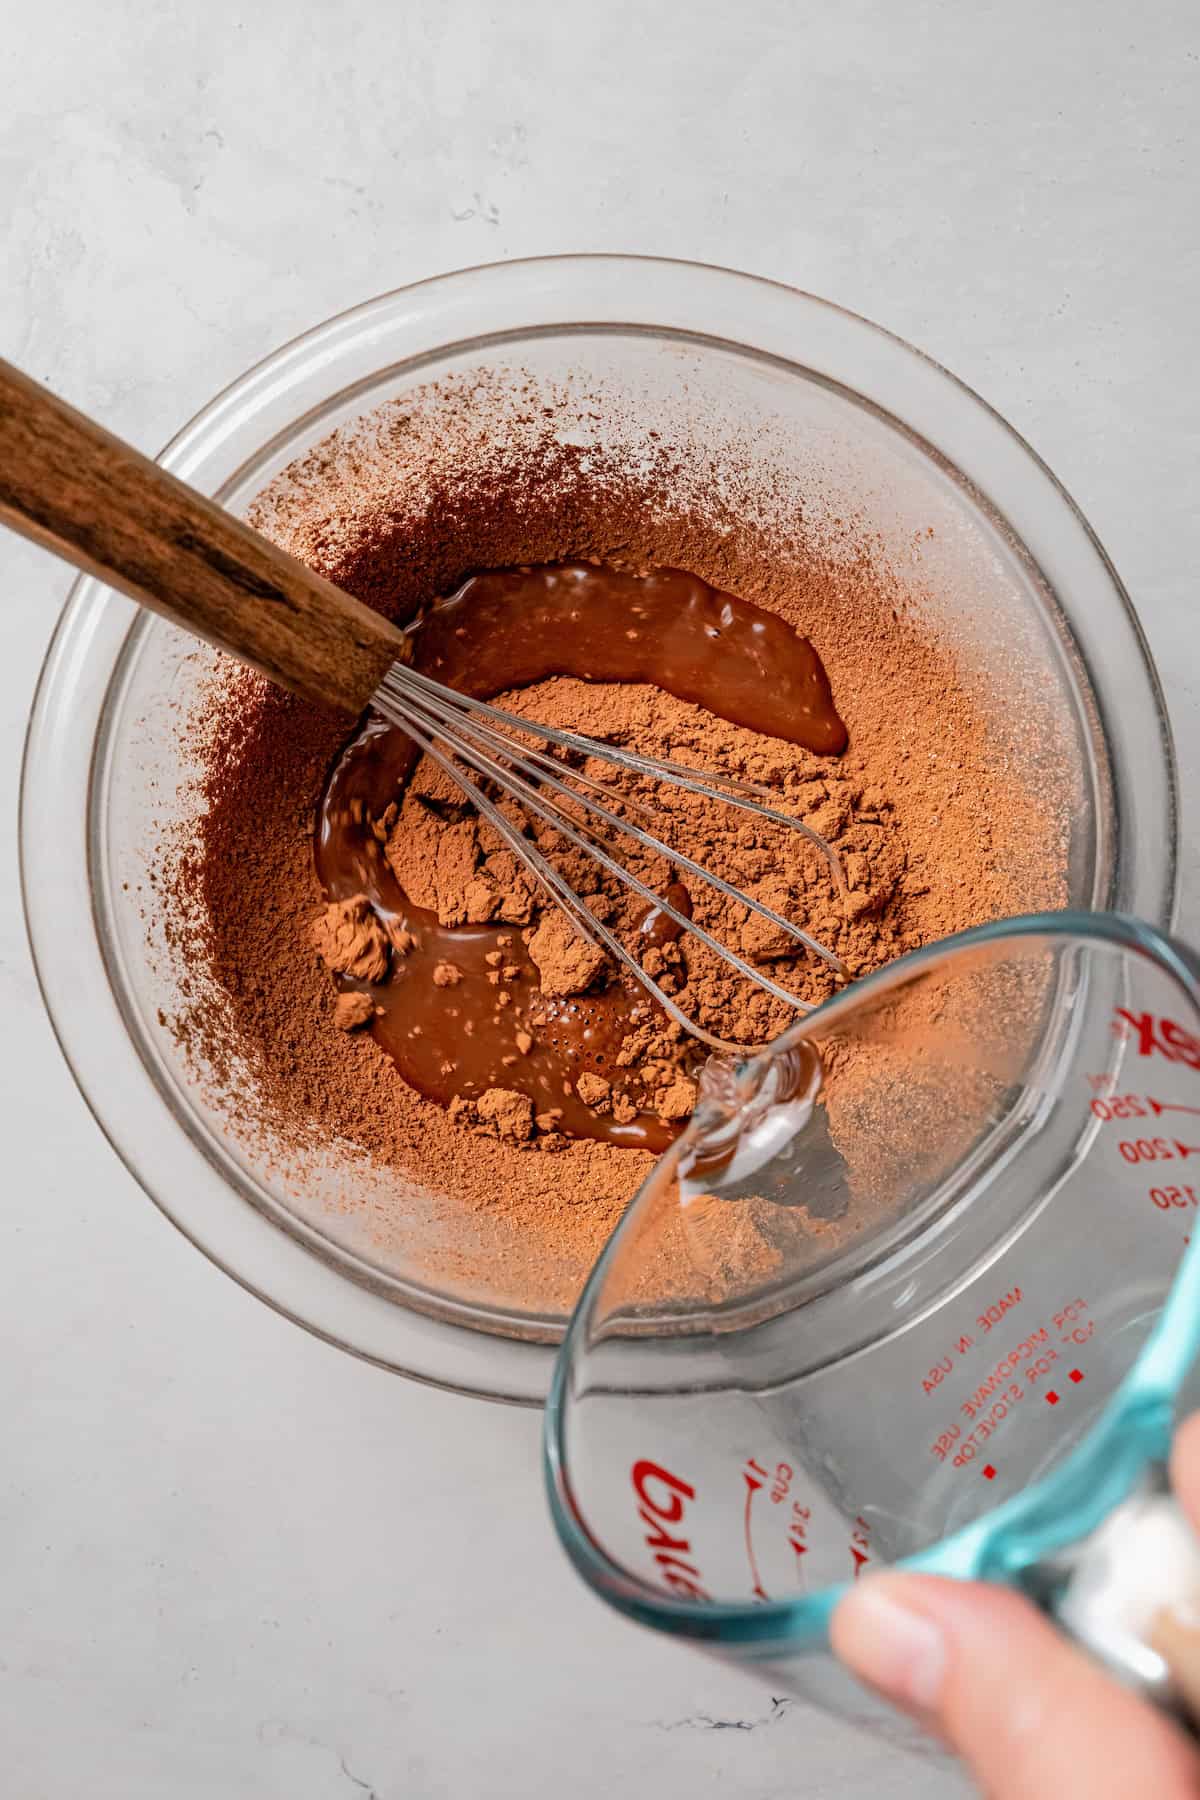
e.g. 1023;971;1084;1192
19;254;1180;1406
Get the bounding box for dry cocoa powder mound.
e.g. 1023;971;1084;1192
160;370;1070;1324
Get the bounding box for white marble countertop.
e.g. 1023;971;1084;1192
2;3;1197;1794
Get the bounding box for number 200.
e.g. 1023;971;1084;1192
1119;1137;1175;1163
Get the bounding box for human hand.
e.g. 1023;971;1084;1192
831;1414;1200;1796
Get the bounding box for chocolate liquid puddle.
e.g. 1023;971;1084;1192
316;563;846;1150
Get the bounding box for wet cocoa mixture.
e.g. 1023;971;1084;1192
314;563;847;1154
166;372;1068;1316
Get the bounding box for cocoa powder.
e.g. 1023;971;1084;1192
161;370;1069;1324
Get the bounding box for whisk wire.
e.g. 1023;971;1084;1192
376;662;851;1051
380;670;844;976
392;664;845;889
386;701;744;1053
387;682;822;1011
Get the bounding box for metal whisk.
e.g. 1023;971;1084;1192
0;354;848;1055
374;661;847;1054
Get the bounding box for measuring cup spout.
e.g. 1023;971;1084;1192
681;1041;825;1195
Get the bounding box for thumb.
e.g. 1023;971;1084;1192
831;1570;1200;1797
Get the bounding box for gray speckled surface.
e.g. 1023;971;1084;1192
1;3;1197;1793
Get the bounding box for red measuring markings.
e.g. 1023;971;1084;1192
1150;1185;1199;1212
1112;1009;1200;1070
630;1459;711;1602
921;1290;1030;1400
1117;1136;1200;1163
952;1382;1023;1468
1054;1299;1093;1347
934;1298;1093;1474
1089;1094;1200;1128
1045;1366;1086;1408
742;1459;769;1600
930;1424;962;1462
789;1502;810;1583
977;1288;1024;1333
1089;1091;1149;1121
961;1329;1050;1417
921;1337;974;1397
849;1515;871;1578
769;1463;794;1504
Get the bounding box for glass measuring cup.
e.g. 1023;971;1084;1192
545;912;1200;1743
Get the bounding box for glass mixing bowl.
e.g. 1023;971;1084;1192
20;257;1177;1403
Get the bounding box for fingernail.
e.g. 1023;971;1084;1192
831;1576;947;1713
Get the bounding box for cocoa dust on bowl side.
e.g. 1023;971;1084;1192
158;367;1069;1329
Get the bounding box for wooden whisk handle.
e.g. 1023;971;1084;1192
0;356;407;714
